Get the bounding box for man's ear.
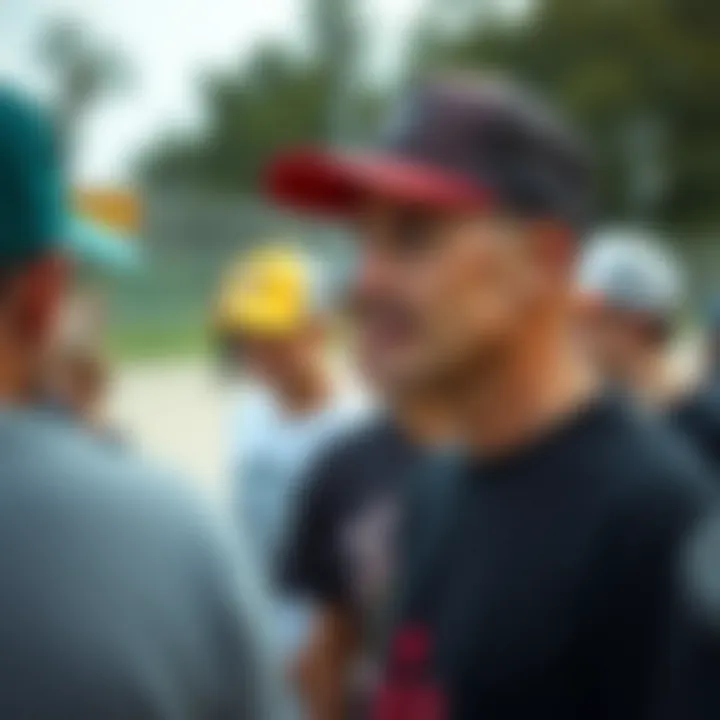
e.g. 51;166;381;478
15;253;68;342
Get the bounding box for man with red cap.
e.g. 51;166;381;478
266;75;720;720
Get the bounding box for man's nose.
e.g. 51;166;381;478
352;250;396;301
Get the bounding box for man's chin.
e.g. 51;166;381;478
381;348;507;402
364;360;459;401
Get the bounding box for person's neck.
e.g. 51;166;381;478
84;403;109;432
0;337;33;406
276;365;333;417
463;316;598;456
393;392;455;448
622;348;680;408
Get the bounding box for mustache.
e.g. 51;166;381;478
346;291;415;329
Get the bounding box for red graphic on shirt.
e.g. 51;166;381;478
371;625;447;720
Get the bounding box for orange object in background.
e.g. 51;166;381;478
73;188;141;232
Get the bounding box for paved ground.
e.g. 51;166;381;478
109;353;366;502
109;359;229;500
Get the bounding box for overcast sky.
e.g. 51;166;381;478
0;0;523;185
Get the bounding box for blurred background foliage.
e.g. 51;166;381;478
38;17;133;164
139;0;720;232
35;0;720;357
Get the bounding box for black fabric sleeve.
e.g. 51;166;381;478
568;444;720;720
644;506;720;719
587;465;720;720
280;442;352;607
670;387;720;474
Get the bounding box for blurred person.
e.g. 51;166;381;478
0;86;275;719
267;75;720;719
46;341;110;428
576;230;686;403
578;231;720;469
216;246;365;684
42;289;121;442
38;198;141;433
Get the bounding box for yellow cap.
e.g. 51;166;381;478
215;245;314;335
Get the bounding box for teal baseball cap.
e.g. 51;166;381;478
68;218;143;276
0;86;67;266
0;86;142;275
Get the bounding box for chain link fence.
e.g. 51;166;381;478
105;187;350;357
104;185;719;357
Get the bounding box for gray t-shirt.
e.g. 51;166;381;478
0;407;275;719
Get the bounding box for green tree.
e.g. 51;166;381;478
142;46;332;191
141;41;382;192
38;17;132;162
140;0;395;192
311;0;360;144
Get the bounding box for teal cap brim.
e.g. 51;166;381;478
64;218;144;276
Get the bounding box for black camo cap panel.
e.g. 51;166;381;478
379;77;594;234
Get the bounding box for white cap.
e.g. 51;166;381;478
577;228;685;316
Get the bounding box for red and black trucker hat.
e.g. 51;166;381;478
265;76;594;235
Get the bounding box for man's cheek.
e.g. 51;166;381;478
411;275;454;330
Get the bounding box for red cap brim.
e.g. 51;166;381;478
264;148;493;217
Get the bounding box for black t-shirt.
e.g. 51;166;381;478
378;395;720;720
282;417;419;615
668;384;720;472
283;418;449;718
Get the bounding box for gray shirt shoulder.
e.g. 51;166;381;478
0;409;276;719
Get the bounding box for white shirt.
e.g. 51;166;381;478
230;386;364;584
230;386;366;667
